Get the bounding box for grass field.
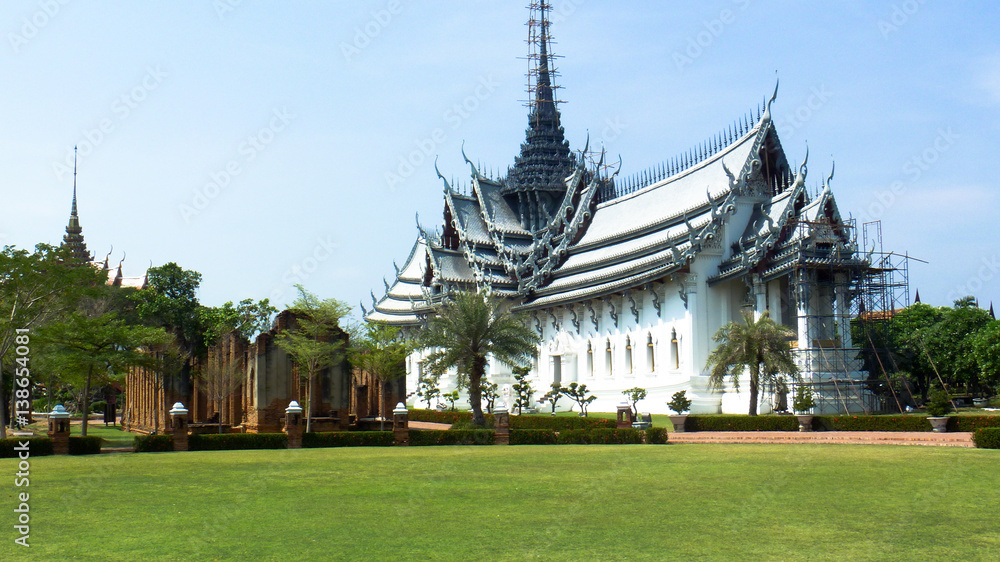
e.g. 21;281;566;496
2;444;998;560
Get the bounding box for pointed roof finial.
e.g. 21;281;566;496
914;289;921;304
61;146;91;264
990;302;995;319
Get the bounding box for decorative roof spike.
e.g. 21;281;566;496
762;73;780;124
370;290;379;310
360;301;369;318
796;143;810;183
826;158;835;190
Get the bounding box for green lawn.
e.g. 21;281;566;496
2;445;998;560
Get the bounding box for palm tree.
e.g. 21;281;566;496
706;310;800;416
420;291;540;426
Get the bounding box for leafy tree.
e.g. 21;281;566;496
540;382;563;415
37;310;171;436
200;298;277;343
0;244;102;437
419;291;539;426
349;323;411;429
706;310;799;416
622;387;647;417
560;382;596;416
416;370;441;409
926;299;991;395
511;366;534;415
481;380;500;414
274;285;350;433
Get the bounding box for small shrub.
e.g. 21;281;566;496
408;429;495;446
510;429;557;445
645;427;668;444
972;428;1000;449
925;388;954;417
686;416;798;432
90;401;107;414
69;436;103;455
588;428;642;444
189;433;287;451
0;437;53;458
792;388;816;414
134;434;174;453
303;432;393;448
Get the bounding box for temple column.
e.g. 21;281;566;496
796;272;813;350
683;274;701;372
752;275;767;320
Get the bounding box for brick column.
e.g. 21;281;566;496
47;405;71;455
494;404;510;445
616;401;634;429
284;400;304;449
392;403;409;446
169;402;189;452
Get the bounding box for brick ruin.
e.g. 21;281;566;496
122;310;404;434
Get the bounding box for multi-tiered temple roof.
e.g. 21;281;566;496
366;6;859;327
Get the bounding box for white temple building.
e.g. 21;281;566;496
366;3;872;415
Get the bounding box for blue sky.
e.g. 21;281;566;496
2;1;999;316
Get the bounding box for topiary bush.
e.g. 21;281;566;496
303;432;393;448
408;429;495;446
925;388;954;417
972;428;1000;449
69;436;103;455
644;427;668;444
588;428;643;444
686;416;798;432
509;429;557;445
134;434;173;453
189;433;287;451
0;437;53;458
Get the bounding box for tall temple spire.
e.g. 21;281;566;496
504;1;577;232
62;146;92;264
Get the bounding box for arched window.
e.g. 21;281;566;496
587;341;594;377
605;338;613;376
671;329;680;370
647;333;655;372
625;335;633;374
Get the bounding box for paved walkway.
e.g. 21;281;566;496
668;431;974;447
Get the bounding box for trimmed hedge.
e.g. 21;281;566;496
69;436;103;455
407;409;473;425
303;431;393;448
409;429;495;446
134;434;173;453
686;416;799;432
972;428;1000;449
949;416;1000;432
189;433;287;451
556;429;590;444
814;415;930;432
0;437;53;458
509;429;557;445
588;428;643;444
645;427;669;444
510;415;615;430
